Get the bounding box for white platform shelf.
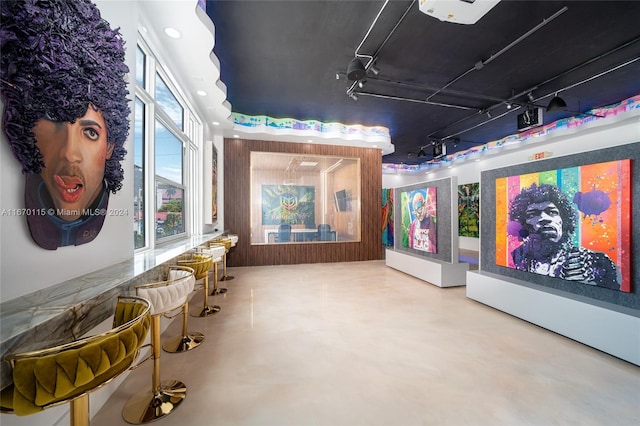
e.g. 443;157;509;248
386;248;469;287
466;270;640;366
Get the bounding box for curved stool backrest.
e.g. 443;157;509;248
204;244;226;260
135;266;195;315
1;296;151;417
177;254;212;281
226;234;238;246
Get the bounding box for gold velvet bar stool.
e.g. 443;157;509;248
205;242;228;295
212;237;234;282
159;265;205;353
123;268;197;424
177;252;220;317
0;296;151;426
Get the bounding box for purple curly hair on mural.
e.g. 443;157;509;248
0;0;130;193
509;183;577;239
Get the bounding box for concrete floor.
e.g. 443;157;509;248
91;260;640;426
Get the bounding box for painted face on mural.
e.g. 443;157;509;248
524;201;563;243
412;193;426;221
33;106;114;221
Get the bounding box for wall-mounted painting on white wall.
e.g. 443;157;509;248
0;0;130;250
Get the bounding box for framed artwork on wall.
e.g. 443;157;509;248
212;146;218;222
261;185;315;225
400;187;437;253
0;0;130;250
458;183;479;238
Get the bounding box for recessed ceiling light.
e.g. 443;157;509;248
212;121;220;126
164;27;181;39
197;90;207;96
307;139;312;143
233;134;239;138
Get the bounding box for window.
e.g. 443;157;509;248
154;120;185;239
155;73;183;130
250;152;361;244
135;45;145;87
133;98;145;249
133;36;202;249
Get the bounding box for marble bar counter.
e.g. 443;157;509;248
0;233;221;389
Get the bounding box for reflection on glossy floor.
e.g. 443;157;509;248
92;261;640;426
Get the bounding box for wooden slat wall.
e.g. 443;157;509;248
224;138;383;266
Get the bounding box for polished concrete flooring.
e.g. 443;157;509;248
92;260;640;426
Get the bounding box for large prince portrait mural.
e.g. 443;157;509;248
0;0;130;250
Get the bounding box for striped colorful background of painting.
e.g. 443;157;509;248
495;159;631;292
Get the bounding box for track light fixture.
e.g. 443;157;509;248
369;64;380;76
417;147;427;157
547;94;567;112
358;79;366;89
347;57;366;81
348;92;358;101
527;92;535;102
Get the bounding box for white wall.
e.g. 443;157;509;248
382;111;640;253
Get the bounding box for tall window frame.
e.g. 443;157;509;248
133;35;203;250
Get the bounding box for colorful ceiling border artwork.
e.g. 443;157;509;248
382;94;640;174
232;113;391;144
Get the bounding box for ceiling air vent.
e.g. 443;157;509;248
418;0;501;25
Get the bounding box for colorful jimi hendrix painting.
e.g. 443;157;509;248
495;159;631;293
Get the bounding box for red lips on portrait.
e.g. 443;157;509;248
53;174;85;203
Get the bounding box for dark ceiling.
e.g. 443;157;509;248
206;1;640;165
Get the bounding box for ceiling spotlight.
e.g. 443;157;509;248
335;72;340;80
369;65;380;76
164;27;181;39
547;94;567;112
506;102;512;109
527;92;535;102
348;92;359;101
347;57;366;81
417;147;427;157
358;79;366;89
486;110;492;118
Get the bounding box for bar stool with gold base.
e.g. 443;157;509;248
211;237;234;282
204;243;227;295
123;269;197;424
0;296;151;426
224;233;238;281
177;252;220;317
159;266;204;353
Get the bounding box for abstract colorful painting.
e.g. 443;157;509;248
382;188;394;246
212;146;218;222
262;185;315;225
400;187;437;253
458;183;479;237
495;159;631;292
